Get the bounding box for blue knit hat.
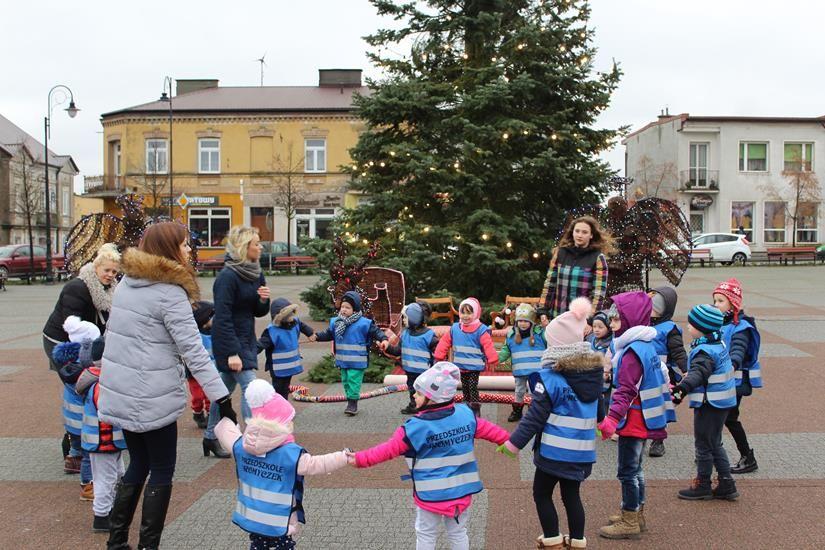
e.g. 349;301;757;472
688;304;724;334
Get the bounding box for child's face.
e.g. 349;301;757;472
413;391;428;408
592;320;609;339
339;302;354;318
459;307;474;324
687;323;703;340
516;320;531;331
713;293;731;313
539;314;550;328
609;317;621;333
402;314;409;328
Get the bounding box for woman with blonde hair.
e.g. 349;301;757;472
202;225;271;458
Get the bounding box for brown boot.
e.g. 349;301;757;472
64;455;81;474
536;534;565;549
599;510;641;539
565;535;587;548
80;482;94;501
609;504;647;532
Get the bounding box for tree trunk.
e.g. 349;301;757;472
26;220;35;285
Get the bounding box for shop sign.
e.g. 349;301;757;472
690;194;714;209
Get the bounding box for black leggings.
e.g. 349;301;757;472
533;469;585;540
406;372;420;402
724;395;750;457
122;422;177;486
271;375;292;400
460;371;480;404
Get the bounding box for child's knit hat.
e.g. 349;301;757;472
413;362;461;404
63;315;101;343
688;304;724;335
588;310;610;330
514;303;536;326
458;297;481;322
403;303;424;329
270;297;299;325
713;278;743;321
545;297;591;347
245;379;296;424
341;291;362;312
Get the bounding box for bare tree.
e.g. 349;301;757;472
134;162;169;219
12;144;43;281
271;139;309;259
762;151;823;247
630;155;678;200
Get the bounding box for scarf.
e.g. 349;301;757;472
224;253;261;282
334;311;363;339
77;263;116;323
610;325;657;370
690;331;721;349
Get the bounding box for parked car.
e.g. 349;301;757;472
690;233;752;265
0;244;66;279
259;241;306;269
817;244;825;261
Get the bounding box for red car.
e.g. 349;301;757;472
0;244;66;280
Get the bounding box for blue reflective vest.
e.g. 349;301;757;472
267;324;303;378
331;316;373;370
687;343;737;409
588;335;612;392
401;329;434;374
721;320;763;389
507;329;546;378
613;340;675;429
63;383;84;436
536;370;598;463
201;333;214;360
450;323;489;372
81;382;126;452
403;404;482;502
232;440;305;538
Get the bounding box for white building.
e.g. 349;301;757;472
622;113;824;250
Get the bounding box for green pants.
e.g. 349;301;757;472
340;368;365;400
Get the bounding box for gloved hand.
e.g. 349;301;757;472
496;441;519;459
216;395;238;424
670;385;687;405
597;417;619;440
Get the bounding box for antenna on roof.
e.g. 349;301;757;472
254;53;267;86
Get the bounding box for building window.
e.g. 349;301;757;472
689;211;704;236
763;201;787;243
146;139;168;174
62;187;70;216
295;207;335;240
188;207;230;247
784;142;814;172
739;142;768;172
114;141;122;176
688;143;709;186
730;201;755;242
304;139;326;173
797;202;819;243
198;139;220;174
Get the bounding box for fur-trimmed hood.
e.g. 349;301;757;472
548;351;604;404
120;248;200;302
274;304;299;326
242;416;295;456
77;262;117;313
554;351;604;373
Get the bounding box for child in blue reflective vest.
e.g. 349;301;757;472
385;302;439;415
586;310;613;404
433;298;499;416
189;301;215;429
713;277;761;474
501;297;603;549
498;303;547;422
671;304;739;501
216;379;349;550
647;286;687;458
258;298;315;400
351;362;509;550
315;291;388;416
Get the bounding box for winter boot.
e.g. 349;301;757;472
400;399;417;415
92;513;110;533
565;535;587;548
678;477;713;500
609;504;646;532
80;481;94;501
598;510;641;539
137;484;173;550
508;403;524;422
64;455;81;474
344;399;359;416
192;411;207;429
61;432;71;458
468;402;481;417
107;482;143;550
712;476;740;501
731;448;758;474
535;534;564;549
648;439;666;457
201;438;230;458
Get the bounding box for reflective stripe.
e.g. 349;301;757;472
708;371;733;384
643;404;665;418
64;403;83;414
639;387;662;401
414;472;480;492
271;350;300;360
405;451;476;471
404;348;431;359
734;370;743;380
235;502;289;528
403;359;429;369
454;357;484;366
334;354;367;363
64;417;82;429
541;433;596;452
706;388;737;402
454;346;483;355
336;343;366;352
511;350;544;360
548;414;596;430
81;432;99;444
82;416;98;427
271;359;302;371
240;481;293;506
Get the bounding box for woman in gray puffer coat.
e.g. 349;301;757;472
98;222;237;550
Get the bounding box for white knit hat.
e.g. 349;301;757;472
413;362;461;404
63;315;101;343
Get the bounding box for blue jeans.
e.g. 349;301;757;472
69;433;93;484
204;370;256;440
617;436;646;512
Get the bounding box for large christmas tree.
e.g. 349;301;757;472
311;0;622;305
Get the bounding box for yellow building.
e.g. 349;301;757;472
72;194;103;225
84;69;368;258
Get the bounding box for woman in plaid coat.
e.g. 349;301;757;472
540;216;613;321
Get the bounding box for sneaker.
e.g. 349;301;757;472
678;477;713;500
92;514;110;532
64;455;81;475
80;482;94;501
649;439;666;457
730;449;758;474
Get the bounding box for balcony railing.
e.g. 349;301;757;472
679;169;719;192
84;175;123;194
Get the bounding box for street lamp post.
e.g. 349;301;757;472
160;77;174;218
44;85;79;283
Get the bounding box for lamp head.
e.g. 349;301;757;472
65;101;79;118
159;92;170;102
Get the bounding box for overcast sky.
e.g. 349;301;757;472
4;0;824;193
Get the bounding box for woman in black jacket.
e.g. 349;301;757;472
202;226;270;457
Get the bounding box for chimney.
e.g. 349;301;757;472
176;79;219;96
657;107;671;119
318;69;362;88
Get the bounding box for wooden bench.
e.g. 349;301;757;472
689;248;714;267
766;246;818;265
197;258;225;276
416;296;459;325
490;295;543;331
272;255;318;273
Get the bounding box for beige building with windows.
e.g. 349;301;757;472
85;69;368;258
623;112;824;249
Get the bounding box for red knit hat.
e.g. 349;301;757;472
713;278;743;321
